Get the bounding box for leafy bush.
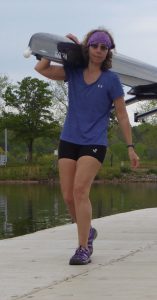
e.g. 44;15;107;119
98;166;122;180
0;164;58;181
120;166;131;173
147;168;157;175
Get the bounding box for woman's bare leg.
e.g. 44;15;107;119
73;156;101;249
58;158;77;222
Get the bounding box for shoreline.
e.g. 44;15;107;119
0;174;157;184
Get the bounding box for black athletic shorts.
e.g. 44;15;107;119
58;140;107;163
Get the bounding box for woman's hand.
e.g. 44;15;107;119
66;33;80;44
128;148;140;169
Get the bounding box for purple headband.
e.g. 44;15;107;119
87;31;112;49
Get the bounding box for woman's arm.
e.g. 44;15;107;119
66;33;80;44
34;58;66;80
114;96;140;168
35;34;80;80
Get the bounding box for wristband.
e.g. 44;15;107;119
127;144;135;148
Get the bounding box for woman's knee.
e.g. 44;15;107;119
62;190;74;205
73;183;89;202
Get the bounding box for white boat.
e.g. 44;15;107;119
112;53;157;86
112;53;157;122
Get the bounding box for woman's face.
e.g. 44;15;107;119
88;43;108;65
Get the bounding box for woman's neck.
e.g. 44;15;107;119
87;61;101;73
83;63;102;85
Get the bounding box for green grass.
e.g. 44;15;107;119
0;164;58;181
0;160;157;181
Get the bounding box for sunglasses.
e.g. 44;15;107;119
90;44;108;51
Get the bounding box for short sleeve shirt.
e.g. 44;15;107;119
61;67;124;146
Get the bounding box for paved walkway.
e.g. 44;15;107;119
0;208;157;300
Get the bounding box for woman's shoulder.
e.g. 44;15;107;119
64;65;84;82
102;70;122;83
64;65;84;73
103;69;118;78
64;65;84;76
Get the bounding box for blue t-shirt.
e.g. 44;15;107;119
61;67;124;146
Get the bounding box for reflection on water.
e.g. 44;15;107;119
0;182;157;239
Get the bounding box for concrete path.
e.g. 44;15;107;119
0;208;157;300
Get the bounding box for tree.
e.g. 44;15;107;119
0;75;10;111
0;75;9;96
133;123;157;160
137;99;157;124
0;77;60;162
49;80;68;124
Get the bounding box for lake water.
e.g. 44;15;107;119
0;182;157;239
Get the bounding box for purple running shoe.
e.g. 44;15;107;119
88;227;98;256
69;246;91;265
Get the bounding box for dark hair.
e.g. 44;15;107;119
81;28;115;71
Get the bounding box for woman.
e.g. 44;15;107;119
35;28;139;265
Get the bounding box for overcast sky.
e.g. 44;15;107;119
1;0;157;124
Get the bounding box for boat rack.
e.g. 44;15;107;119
111;83;157;122
127;83;157;122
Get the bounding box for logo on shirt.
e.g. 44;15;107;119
98;84;103;88
92;148;98;153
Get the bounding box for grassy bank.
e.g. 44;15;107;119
0;161;157;182
0;164;57;181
